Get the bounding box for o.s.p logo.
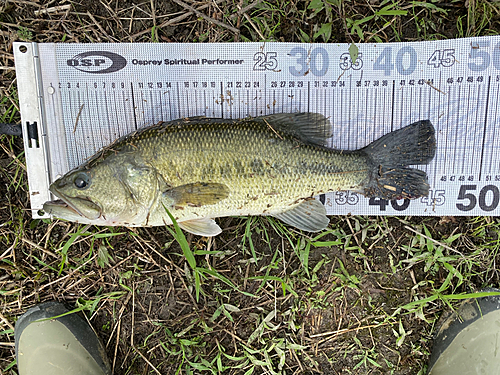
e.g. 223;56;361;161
67;51;127;74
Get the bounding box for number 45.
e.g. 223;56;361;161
428;49;455;68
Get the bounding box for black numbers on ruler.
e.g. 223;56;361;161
441;175;474;182
447;76;485;83
456;185;500;212
397;78;432;87
369;197;410;211
253;52;278;71
485;175;500;181
427;49;456;68
270;81;304;88
60;82;130;89
226;81;259;88
182;82;216;88
313;80;346;88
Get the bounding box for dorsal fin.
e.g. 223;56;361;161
252;112;333;147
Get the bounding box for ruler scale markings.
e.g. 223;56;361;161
203;90;207;117
237;90;240;118
169;89;174;120
339;88;344;149
452;86;460;178
398;84;404;130
98;90;109;149
471;84;482;177
130;82;138;131
121;91;128;136
452;86;459;178
427;85;433;185
324;88;327;139
353;83;358;149
158;90;164;122
461;84;472;175
220;81;223;117
103;90;112;145
390;80;395;132
176;82;181;119
347;75;351;148
491;83;499;176
477;81;486;178
244;90;250;117
85;83;95;161
65;88;75;166
139;90;144;126
479;75;491;181
473;82;482;177
13;40;500;217
364;87;368;148
64;88;74;167
46;89;55;179
470;84;479;178
85;83;97;163
443;84;451;180
95;90;105;153
487;82;500;176
307;80;310;113
149;90;155;125
194;89;199;116
373;87;378;145
112;88;121;139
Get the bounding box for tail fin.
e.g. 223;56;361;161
362;120;436;200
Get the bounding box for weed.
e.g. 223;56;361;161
17;26;33;41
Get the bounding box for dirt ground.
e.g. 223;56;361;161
2;1;500;374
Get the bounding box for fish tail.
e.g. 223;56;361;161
362;120;436;200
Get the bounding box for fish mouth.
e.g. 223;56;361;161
44;187;102;220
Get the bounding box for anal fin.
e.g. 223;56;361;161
272;199;329;232
179;218;222;237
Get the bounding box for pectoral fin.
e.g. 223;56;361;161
179;218;222;237
163;182;229;207
272;199;329;232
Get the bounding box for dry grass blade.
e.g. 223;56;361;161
170;0;239;34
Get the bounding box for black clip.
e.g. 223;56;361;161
26;122;39;148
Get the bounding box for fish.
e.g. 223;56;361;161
42;113;436;236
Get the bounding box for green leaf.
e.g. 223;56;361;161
349;43;359;65
162;205;201;301
313;23;332;42
307;0;324;10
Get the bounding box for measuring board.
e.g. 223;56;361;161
13;38;500;219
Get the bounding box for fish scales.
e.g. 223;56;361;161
125;120;368;219
43;113;436;236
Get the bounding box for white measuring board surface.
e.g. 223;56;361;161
13;38;500;219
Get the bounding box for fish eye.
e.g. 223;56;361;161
74;173;90;189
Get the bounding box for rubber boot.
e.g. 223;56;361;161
15;301;111;375
428;288;500;375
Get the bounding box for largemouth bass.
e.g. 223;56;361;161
43;113;436;236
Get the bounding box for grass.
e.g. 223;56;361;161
1;0;500;374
